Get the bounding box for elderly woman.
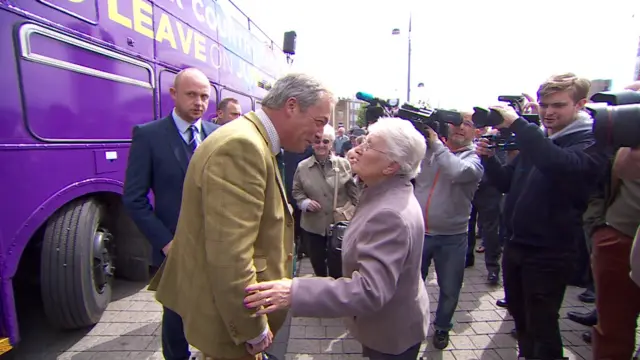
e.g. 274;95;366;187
244;117;430;360
292;124;359;278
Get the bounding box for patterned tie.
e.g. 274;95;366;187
275;149;285;181
189;125;200;152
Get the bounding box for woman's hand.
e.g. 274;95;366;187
244;279;293;315
307;200;322;212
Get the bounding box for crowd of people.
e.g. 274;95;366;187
122;67;640;360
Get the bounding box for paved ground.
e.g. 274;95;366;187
9;254;635;359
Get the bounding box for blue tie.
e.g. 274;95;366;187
189;125;200;152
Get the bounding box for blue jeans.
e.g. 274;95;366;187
420;233;468;331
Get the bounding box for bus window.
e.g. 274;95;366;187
17;24;155;142
220;88;252;116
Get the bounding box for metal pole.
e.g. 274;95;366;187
407;12;412;103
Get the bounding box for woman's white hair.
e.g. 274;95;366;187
323;124;336;142
367;117;427;178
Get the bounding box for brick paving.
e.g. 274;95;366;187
10;255;640;359
284;257;599;360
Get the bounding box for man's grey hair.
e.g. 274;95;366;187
323;124;336;142
367;117;427;178
261;73;335;111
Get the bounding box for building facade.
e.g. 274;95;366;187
331;98;367;131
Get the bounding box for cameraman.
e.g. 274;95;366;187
414;112;483;350
476;73;608;360
587;142;640;359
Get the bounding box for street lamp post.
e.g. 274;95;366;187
407;13;412;103
392;12;412;103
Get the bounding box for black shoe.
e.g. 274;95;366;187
487;272;499;285
578;288;596;303
432;330;450;350
496;298;507;308
567;309;597;327
510;328;517;339
263;353;279;360
581;330;592;344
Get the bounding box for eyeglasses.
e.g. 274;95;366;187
360;141;387;155
314;139;331;145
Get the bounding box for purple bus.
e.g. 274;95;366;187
0;0;292;353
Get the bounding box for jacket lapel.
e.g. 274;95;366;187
162;115;189;174
244;113;292;217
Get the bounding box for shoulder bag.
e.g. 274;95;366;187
328;160;355;252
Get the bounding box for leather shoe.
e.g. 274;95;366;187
496;298;507;308
263;353;279;360
567;309;597;327
581;330;591;344
578;288;595;303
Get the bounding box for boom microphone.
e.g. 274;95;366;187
356;91;387;106
355;91;376;103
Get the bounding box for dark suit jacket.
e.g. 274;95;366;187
282;146;313;209
123;115;219;265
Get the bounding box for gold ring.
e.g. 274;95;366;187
265;298;271;305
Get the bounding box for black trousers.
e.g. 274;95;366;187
305;230;342;278
294;209;306;256
467;186;502;274
162;306;190;360
503;241;574;360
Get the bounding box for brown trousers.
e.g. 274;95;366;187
592;226;640;359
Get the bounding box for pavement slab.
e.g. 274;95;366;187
8;255;640;359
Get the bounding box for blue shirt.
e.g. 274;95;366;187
172;108;203;144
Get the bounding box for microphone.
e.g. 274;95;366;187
355;91;376;103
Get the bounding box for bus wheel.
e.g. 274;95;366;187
40;197;115;329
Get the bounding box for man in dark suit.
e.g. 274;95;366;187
123;67;219;360
283;146;313;258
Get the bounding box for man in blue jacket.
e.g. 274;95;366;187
476;73;608;360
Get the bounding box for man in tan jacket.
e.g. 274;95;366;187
149;73;334;360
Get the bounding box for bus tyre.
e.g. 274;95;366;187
40;197;115;329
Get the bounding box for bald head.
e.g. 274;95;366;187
170;67;211;123
174;68;209;90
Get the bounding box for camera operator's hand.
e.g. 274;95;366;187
424;127;442;146
475;138;495;158
489;105;519;128
522;93;540;114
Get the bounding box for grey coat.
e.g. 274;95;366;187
290;175;430;355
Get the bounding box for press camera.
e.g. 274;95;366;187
585;90;640;149
472;95;541;151
356;92;462;139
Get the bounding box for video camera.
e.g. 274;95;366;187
356;92;462;139
472;95;541;151
585;90;640;149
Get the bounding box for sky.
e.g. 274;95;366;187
227;0;640;110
